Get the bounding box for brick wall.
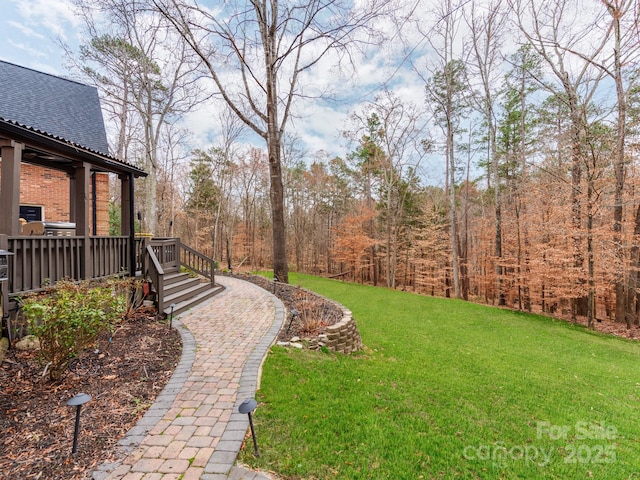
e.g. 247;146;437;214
94;172;109;236
0;161;110;235
20;163;70;222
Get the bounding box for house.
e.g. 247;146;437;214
0;61;115;235
0;61;218;336
0;60;146;327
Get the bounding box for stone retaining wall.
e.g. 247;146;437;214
320;314;363;354
309;296;363;354
224;272;363;354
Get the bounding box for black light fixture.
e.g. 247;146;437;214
273;275;279;294
66;393;92;454
286;309;299;334
169;303;175;329
239;398;260;457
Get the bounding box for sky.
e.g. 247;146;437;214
0;0;495;186
1;0;620;186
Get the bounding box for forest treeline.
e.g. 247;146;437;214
69;0;640;327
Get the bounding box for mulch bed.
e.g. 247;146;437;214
0;308;181;480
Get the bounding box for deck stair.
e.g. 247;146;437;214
143;239;222;317
161;270;223;316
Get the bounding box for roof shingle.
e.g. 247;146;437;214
0;60;110;155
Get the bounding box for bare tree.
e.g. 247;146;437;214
597;0;639;326
211;107;246;262
345;89;426;288
509;0;610;319
157;122;191;237
153;0;391;283
424;0;469;299
466;0;507;304
70;0;205;234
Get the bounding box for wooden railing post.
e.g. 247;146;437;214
177;241;216;288
145;245;164;314
0;234;9;336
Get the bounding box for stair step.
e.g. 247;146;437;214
163;285;223;316
162;271;190;286
163;276;201;296
163;281;213;305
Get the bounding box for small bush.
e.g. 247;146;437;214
20;279;127;381
292;289;329;336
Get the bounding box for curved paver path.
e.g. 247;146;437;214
92;276;284;480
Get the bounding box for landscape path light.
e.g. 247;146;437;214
169;303;175;329
66;393;92;454
286;309;299;334
239;398;260;457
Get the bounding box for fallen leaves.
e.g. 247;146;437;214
0;310;181;480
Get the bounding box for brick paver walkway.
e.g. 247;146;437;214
92;276;284;480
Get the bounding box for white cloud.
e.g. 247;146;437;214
10;0;82;42
6;39;47;59
7;21;46;41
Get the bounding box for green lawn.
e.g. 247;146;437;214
238;274;640;479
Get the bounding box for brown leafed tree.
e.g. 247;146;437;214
331;205;378;282
509;0;611;319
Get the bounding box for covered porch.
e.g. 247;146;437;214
0;117;146;323
0;122;219;326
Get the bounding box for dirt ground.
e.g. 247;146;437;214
0;308;181;480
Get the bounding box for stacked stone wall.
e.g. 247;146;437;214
308;295;362;354
321;313;363;354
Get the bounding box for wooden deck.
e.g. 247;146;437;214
1;235;217;318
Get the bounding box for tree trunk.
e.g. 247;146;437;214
626;203;640;327
447;115;460;298
587;179;595;328
264;12;288;284
566;80;584;320
610;4;627;324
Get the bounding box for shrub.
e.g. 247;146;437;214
20;279;127;381
291;289;329;336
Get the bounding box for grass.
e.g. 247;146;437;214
238;274;640;479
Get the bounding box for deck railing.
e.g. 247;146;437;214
146;239;216;312
5;236;131;295
90;236;129;279
149;238;180;271
145;244;165;313
3;235;216;313
180;243;216;288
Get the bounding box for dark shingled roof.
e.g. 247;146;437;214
0;60;110;155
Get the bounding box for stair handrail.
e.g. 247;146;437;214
179;242;216;288
145;244;165;313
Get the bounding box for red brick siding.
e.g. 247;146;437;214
20;163;70;222
1;162;110;235
94;172;109;236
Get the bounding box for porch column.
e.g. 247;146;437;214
0;140;23;236
120;173;136;276
73;162;92;278
120;174;132;236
